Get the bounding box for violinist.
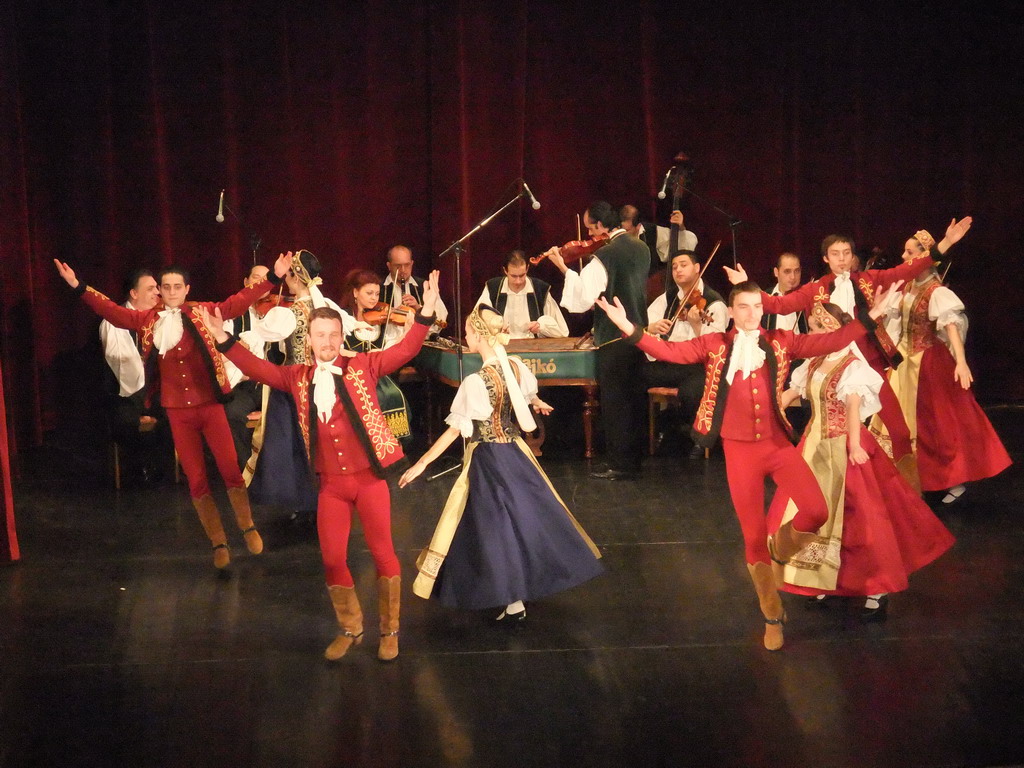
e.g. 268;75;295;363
474;250;569;339
643;250;727;457
342;268;417;447
381;245;448;346
544;201;650;480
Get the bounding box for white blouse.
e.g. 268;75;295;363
790;342;883;422
445;357;540;438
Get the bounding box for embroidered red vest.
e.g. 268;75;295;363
691;334;795;447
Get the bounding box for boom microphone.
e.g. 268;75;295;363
522;181;541;210
215;189;225;223
656;167;674;200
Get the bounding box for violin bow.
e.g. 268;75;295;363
664;240;722;337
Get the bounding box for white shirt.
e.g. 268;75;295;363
790;344;883;422
100;301;145;397
769;284;803;333
560;229;630;313
473;278;569;339
644;280;727;361
654;225;698;263
383;274;449;346
445;357;540;437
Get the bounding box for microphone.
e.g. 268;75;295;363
522;181;541;210
656;167;674;200
215;189;225;223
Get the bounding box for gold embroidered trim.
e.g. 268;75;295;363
345;367;400;458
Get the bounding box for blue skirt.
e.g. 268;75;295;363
247;388;318;510
433;442;604;610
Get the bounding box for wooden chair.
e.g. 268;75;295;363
647;386;709;458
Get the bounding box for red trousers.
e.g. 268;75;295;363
166;403;244;499
723;434;829;564
317;469;400;587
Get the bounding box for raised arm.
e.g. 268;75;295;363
367;269;439;378
55;259;150;332
203;306;295;392
213;252;290;319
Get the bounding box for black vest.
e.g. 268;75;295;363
662;282;725;322
593;233;651;346
381;279;423;309
761;290;809;334
485;277;551;323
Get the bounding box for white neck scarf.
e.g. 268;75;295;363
725;328;766;384
312;359;345;423
831;271;855;314
154;308;184;356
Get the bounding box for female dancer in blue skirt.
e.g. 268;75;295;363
399;305;603;621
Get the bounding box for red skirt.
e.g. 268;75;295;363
768;430;955;596
915;344;1012;491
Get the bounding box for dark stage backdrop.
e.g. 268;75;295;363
2;1;1022;459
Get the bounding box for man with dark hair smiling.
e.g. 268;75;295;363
55;253;291;569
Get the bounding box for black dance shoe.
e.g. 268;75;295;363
860;594;889;623
494;607;527;624
805;594;837;610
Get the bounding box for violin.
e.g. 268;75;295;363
530;233;610;265
361;301;448;330
362;301;415;326
254;288;294;317
663;240;722;338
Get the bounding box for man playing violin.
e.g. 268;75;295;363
474;250;569;340
382;245;448;347
643;249;727;456
544;201;650;480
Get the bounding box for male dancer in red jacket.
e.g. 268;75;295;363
55;253;291;568
597;280;898;651
201;271;440;662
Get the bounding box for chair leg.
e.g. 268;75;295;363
113;442;121;491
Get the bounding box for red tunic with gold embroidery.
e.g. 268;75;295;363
76;276;279;408
633;322;868;447
220;318;430;477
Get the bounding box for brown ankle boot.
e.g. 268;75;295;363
325;585;363;661
377;575;401;662
747;561;786;651
193;495;230;569
767;520;817;565
227;486;263;555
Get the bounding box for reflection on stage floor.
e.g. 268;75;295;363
2;408;1022;767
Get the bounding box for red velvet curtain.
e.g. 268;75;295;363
2;1;1022;459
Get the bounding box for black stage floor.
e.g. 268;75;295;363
3;408;1023;768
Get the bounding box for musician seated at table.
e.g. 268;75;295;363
474;250;569;340
643;249;727;456
382;245;448;346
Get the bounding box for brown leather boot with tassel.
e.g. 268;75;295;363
325;585;363;661
767;520;817;565
747;561;786;651
227;486;263;555
192;494;230;569
377;575;401;662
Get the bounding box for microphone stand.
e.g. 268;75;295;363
680;186;742;269
426;189;527;482
222;200;264;265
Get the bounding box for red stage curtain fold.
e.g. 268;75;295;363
1;1;1022;464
